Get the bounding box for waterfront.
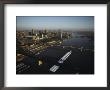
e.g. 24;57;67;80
16;16;94;74
16;31;94;74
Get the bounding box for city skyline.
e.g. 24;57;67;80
16;16;94;31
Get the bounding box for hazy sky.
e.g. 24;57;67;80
16;16;94;31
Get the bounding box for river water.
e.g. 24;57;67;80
62;32;94;49
17;32;94;74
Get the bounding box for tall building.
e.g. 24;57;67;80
29;32;32;36
61;32;62;39
44;29;47;34
42;34;44;39
32;29;34;35
58;29;62;39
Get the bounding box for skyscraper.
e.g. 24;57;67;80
32;29;34;35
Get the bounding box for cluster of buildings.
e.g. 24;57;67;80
16;29;72;62
16;29;72;46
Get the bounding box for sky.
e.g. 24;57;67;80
16;16;94;31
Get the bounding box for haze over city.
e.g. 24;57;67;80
16;16;94;31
